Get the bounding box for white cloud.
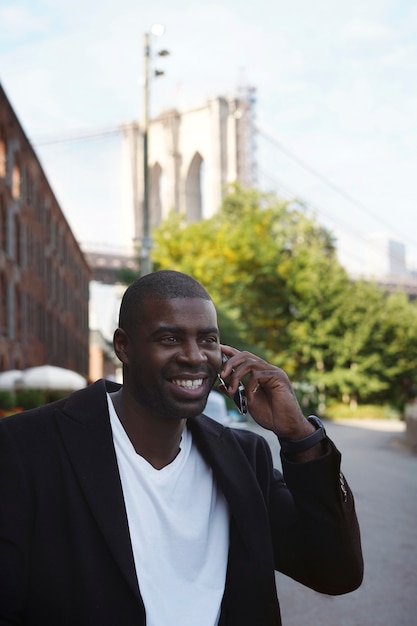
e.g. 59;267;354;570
342;18;391;41
0;5;47;40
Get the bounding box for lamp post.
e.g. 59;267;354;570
140;24;168;277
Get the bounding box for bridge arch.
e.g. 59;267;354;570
185;152;204;221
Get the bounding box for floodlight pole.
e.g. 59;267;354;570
140;31;151;276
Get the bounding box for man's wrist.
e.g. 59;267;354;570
278;415;326;456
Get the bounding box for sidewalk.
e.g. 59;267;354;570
333;417;406;432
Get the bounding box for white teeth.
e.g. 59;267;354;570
173;379;203;389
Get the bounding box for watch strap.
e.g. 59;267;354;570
279;415;326;455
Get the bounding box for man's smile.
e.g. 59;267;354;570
172;378;204;389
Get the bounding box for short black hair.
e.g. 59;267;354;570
118;270;212;332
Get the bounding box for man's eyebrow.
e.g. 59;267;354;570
199;326;220;336
150;325;182;337
151;325;220;337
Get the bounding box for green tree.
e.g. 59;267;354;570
134;183;417;411
365;289;417;408
152;184;341;369
315;279;390;407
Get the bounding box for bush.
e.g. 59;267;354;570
325;402;401;420
15;389;46;410
45;390;69;404
0;390;16;411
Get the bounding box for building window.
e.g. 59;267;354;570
0;273;6;336
0;195;6;253
0;128;6;178
15;286;22;341
12;159;21;199
7;281;14;339
14;214;21;265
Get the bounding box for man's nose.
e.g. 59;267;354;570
176;342;208;363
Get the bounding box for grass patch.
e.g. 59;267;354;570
324;403;402;421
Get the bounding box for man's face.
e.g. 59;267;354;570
120;296;222;420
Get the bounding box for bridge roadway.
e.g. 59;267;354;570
240;417;417;626
83;249;417;298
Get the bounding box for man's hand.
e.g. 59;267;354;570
219;345;316;442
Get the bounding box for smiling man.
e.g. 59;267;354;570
0;270;363;626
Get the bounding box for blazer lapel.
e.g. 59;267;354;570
54;380;141;603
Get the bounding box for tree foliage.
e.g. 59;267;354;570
145;184;417;410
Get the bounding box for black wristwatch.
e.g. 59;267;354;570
278;415;326;456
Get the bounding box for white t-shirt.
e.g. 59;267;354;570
108;395;230;626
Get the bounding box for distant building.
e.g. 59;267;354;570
365;233;408;279
0;83;90;375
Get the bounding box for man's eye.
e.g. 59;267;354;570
162;336;179;343
202;337;218;344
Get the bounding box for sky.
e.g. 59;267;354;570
1;0;417;277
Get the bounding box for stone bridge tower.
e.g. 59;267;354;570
123;88;257;241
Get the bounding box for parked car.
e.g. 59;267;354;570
203;390;229;424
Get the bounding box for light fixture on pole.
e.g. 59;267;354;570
140;24;169;276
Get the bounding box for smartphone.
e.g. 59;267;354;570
218;354;248;415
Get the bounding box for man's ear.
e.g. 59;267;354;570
113;328;129;364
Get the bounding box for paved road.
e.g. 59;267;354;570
240;417;417;626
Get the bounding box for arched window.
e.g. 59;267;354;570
185;152;204;221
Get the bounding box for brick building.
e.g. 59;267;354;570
0;83;90;376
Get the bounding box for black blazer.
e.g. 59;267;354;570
0;380;363;626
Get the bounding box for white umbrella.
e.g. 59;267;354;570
0;370;22;390
15;365;87;391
